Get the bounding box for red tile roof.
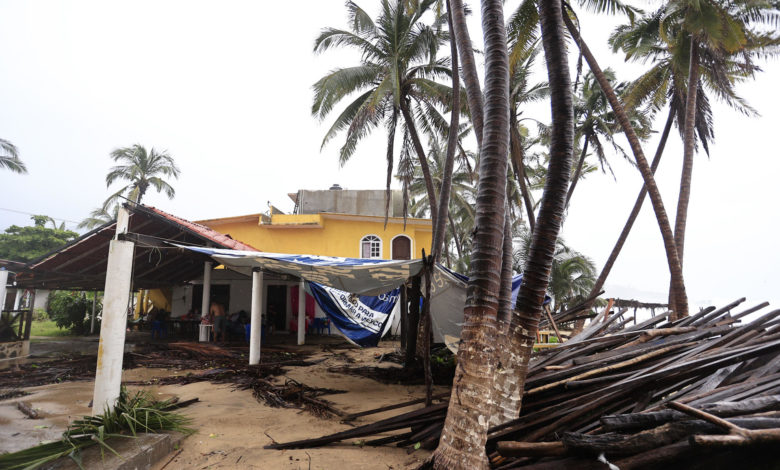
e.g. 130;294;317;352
143;206;258;252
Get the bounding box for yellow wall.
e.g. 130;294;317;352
199;213;432;259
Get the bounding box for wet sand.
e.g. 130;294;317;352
1;341;437;470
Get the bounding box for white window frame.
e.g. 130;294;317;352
390;234;414;260
359;235;383;259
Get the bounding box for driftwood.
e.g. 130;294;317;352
16;401;39;419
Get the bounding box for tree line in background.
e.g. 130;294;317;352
313;0;779;467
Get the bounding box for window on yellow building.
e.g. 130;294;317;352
360;235;382;259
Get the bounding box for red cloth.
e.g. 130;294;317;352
290;286;316;320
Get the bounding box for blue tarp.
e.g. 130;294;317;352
307;282;399;347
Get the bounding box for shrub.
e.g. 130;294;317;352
47;291;102;335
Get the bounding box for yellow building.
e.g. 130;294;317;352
145;188;431;336
197;188;432;260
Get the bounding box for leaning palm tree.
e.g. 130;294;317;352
103;144;180;209
594;3;779;308
503;0;691;317
312;0;452;224
664;0;777;275
0;139;27;174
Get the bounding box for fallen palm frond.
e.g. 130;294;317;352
0;387;194;470
0;342;312;389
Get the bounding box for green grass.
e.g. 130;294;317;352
30;320;72;337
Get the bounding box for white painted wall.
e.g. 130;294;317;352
33;289;49;312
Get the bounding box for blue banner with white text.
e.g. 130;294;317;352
307;282;399;347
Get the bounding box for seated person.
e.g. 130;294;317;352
210;301;227;342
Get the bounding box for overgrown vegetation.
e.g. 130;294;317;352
47;291;101;335
0;388;194;470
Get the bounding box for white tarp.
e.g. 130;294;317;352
176;245;423;296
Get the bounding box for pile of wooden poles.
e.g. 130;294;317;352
267;298;780;468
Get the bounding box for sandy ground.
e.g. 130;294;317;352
1;339;441;470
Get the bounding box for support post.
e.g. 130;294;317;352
23;290;34;341
201;261;213;319
92;206;134;415
13;289;22;311
90;291;98;334
0;268;8;311
297;278;306;346
249;270;263;365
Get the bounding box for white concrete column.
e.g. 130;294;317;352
297;279;306;345
249;270;264;365
13;289;22;311
92;206;134;415
200;262;213;318
90;291;98;334
0;269;9;312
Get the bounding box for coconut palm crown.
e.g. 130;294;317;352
0;139;27;174
103;144;180;209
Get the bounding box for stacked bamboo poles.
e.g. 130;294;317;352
267;299;780;469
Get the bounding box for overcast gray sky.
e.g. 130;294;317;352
1;0;777;311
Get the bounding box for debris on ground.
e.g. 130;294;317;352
266;299;780;469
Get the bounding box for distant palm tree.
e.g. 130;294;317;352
78;205;119;230
103;144;180;209
515;231;596;312
565;70;652;210
0;139;27;174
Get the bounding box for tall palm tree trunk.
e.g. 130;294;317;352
400;99;438;225
432;2;461;259
511;115;537;232
564;137;590;209
431;0;509;467
448;212;464;258
450;0;484;148
562;12;689;318
586;106;675;305
669;41;699;318
495;0;574;427
421;1;463;406
491;199;520;426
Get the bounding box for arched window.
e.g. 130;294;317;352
360;235;382;259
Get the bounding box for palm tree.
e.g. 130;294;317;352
501;0;690;317
595;4;778;308
514;231;597;312
508;41;549;232
103;144;180;208
431;0;512;466
562;10;690;318
565;69;651;209
656;0;777;308
312;0;451;224
0;139;27;174
405;135;475;261
78;205;119;230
